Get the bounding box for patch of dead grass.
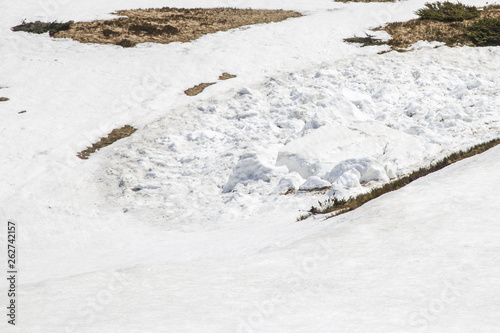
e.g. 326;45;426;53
219;72;237;80
185;73;237;96
184;82;216;96
53;7;301;47
77;125;136;159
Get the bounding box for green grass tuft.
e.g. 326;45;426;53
464;18;500;46
11;20;73;37
415;1;480;22
343;34;384;47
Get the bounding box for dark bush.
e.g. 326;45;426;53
116;39;136;48
12;20;73;37
415;2;480;22
129;23;179;35
464;18;500;46
160;25;179;35
102;28;118;38
344;34;384;47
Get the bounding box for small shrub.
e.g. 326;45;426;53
344;34;384;46
116;39;136;48
415;2;480;22
464;18;500;46
129;23;179;36
12;20;73;36
102;28;118;38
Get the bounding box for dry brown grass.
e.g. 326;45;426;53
0;97;9;102
185;73;237;96
53;7;301;47
77;125;136;159
219;72;237;80
184;82;216;96
376;4;500;49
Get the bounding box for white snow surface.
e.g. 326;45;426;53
1;0;500;332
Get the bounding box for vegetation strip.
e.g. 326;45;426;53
12;7;301;47
343;2;500;49
298;137;500;221
77;125;136;159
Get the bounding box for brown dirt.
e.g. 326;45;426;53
219;73;236;80
53;7;301;47
376;5;500;49
0;97;9;102
77;125;136;159
185;73;235;96
184;82;216;96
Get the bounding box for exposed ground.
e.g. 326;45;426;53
52;7;301;47
218;72;236;80
77;125;136;159
185;73;236;96
378;4;500;49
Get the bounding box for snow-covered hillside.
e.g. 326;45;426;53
1;0;499;332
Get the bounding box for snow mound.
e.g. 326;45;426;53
276;124;370;179
273;172;305;194
223;151;285;193
299;176;331;191
325;158;389;190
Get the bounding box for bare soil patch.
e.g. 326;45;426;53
77;125;136;159
376;4;500;49
52;7;301;47
0;97;9;102
185;73;237;96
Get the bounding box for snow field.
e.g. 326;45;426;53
0;0;499;331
